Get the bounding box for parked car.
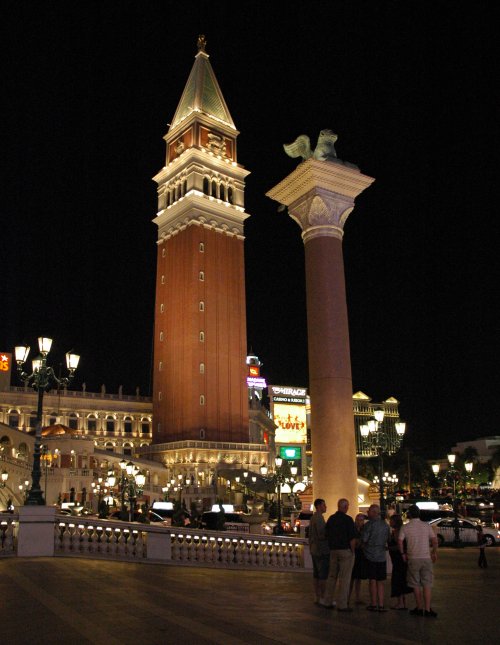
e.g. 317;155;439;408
149;502;174;525
200;511;249;532
429;518;500;546
58;506;96;518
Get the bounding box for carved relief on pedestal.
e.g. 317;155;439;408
288;192;354;242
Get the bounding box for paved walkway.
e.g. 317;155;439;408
1;548;498;644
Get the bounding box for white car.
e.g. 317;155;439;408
429;518;500;546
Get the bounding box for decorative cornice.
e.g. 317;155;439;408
154;193;248;241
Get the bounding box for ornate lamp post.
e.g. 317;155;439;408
0;470;8;488
360;410;406;517
260;457;290;535
373;472;398;507
109;460;146;521
15;338;80;505
447;453;462;547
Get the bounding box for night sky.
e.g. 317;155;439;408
2;2;497;457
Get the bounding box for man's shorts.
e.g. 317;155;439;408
367;559;387;581
407;558;433;587
312;553;330;580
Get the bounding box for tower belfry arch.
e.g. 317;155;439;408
152;37;250;445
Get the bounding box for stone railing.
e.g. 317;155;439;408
0;514;18;557
168;530;306;569
2;511;311;571
53;517;308;570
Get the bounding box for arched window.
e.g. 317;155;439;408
106;416;115;433
68;413;78;430
159;331;164;341
203;177;210;195
141;420;150;434
228;187;233;204
199;271;204;281
124;417;133;434
200;428;206;440
200;395;205;406
123;443;133;456
199;242;204;252
18;443;28;460
160;303;164;313
183;179;187;195
8;411;19;428
105;442;114;453
49;413;58;426
28;411;38;429
161;275;165;284
199;301;205;312
199;331;205;342
200;363;205;374
87;415;97;432
211;179;217;197
162;247;166;257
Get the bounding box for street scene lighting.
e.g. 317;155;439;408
360;409;406;516
15;337;80;505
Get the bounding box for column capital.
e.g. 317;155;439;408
266;158;374;242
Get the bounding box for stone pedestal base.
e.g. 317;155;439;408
17;506;57;557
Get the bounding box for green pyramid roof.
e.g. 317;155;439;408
170;50;235;131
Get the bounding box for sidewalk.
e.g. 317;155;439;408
0;548;497;644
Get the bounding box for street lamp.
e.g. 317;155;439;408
15;338;80;505
109;460;145;521
360;410;406;517
0;470;8;488
260;457;290;535
446;453;462;547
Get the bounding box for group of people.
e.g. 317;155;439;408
309;498;438;617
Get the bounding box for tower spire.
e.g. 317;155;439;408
169;36;235;132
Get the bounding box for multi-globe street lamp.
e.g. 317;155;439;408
360;409;406;516
434;454;473;548
107;459;146;521
373;472;399;506
260;457;296;535
15;337;80;505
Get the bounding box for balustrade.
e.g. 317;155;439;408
3;513;310;571
168;529;306;570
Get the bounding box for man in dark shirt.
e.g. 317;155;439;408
322;498;357;611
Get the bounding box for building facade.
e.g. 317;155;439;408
0;385;152;456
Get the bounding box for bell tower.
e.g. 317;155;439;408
152;36;250;444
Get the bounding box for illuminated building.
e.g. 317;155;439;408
152;37;250;445
353;391;403;456
0;383;152;456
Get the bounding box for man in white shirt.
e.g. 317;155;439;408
398;505;438;617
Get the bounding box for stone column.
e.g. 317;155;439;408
267;158;374;513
